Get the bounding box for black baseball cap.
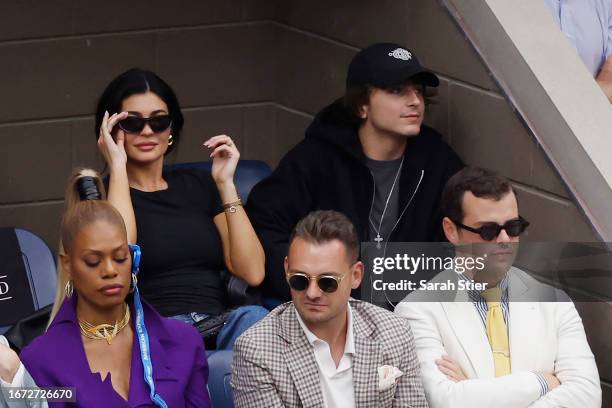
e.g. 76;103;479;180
346;43;439;88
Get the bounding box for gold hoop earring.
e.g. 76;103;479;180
65;280;74;298
130;273;138;293
168;134;173;146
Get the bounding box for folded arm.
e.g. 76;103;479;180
395;303;543;408
393;323;430;407
526;302;601;408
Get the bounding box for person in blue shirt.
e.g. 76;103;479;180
544;0;612;101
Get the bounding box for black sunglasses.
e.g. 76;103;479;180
118;115;172;134
454;217;529;241
286;272;347;293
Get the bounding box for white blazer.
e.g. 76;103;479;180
394;267;601;408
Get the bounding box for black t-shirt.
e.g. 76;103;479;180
130;168;226;316
365;157;403;243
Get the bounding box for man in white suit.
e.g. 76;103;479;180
395;167;601;408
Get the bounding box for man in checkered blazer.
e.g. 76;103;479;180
232;210;428;407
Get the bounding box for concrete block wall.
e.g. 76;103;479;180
0;0;277;248
1;0;595;246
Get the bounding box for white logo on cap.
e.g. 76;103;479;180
388;48;412;61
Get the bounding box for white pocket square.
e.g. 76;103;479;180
378;365;403;391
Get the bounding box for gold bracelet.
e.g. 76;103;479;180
222;199;243;213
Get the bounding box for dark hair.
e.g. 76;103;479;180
342;85;371;120
94;68;184;153
342;81;434;120
440;166;515;223
289;210;360;263
60;168;126;253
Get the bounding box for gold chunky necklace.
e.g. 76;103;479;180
79;305;130;345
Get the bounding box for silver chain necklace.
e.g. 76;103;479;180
368;155;405;249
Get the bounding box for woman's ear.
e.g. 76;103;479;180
60;253;71;279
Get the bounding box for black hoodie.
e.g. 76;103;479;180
247;100;464;300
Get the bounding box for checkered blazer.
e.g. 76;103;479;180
231;299;428;408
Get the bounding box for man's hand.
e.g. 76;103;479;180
436;355;468;382
0;342;20;383
596;56;612;103
541;373;561;390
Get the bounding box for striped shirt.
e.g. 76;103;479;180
457;273;549;396
460;273;510;327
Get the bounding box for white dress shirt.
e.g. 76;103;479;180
296;305;356;408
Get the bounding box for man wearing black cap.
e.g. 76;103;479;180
247;43;464;301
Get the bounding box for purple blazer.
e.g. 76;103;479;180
20;295;211;407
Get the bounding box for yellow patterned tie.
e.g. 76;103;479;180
481;287;511;376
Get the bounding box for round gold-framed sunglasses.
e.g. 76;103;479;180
286;271;348;293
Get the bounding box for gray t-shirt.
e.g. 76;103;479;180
366;156;403;243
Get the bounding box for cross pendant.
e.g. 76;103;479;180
374;234;383;249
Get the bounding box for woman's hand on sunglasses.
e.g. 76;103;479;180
98;110;129;170
204;134;240;187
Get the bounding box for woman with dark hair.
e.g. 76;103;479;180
19;169;210;407
95;68;267;349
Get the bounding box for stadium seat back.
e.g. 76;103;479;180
167;159;271;201
0;228;56;334
207;350;235;408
